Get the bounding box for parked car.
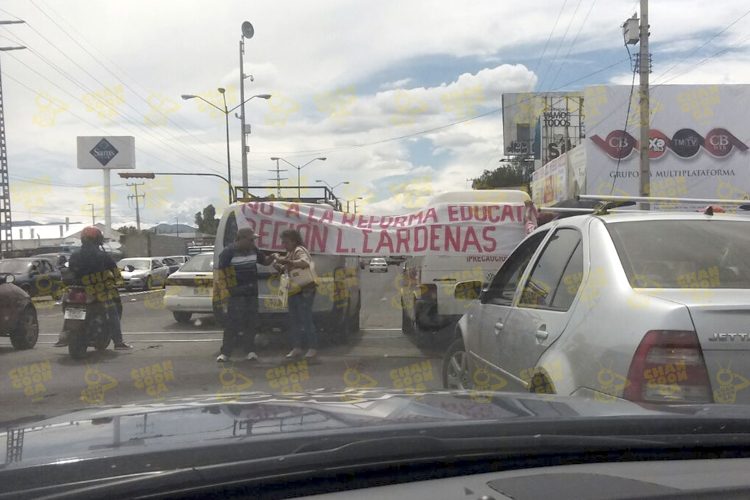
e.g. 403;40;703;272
0;277;39;350
444;210;750;405
368;257;388;273
164;253;214;323
0;257;65;298
117;257;170;291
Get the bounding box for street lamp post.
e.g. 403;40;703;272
219;88;231;203
315;179;349;196
270;157;327;199
239;21;255;199
181;92;271;203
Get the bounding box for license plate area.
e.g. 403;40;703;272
64;308;87;320
192;287;210;296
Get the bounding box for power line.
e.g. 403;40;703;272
0;28;229;176
652;31;750;88
546;0;600;90
1;68;222;177
248;57;628;158
610;45;638;194
652;6;750;85
536;0;584;91
532;0;569;85
27;0;230;169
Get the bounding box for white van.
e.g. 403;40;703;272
398;190;530;346
213;202;362;344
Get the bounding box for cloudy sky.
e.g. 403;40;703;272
1;0;749;228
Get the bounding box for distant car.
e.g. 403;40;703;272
161;255;190;272
163;253;214;323
34;252;71;270
369;257;388;273
117;258;170;291
0;257;65;298
159;257;182;274
0;277;39;350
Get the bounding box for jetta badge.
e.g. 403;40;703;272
709;333;750;342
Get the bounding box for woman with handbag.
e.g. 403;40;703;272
274;229;319;360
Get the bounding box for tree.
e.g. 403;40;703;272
472;158;534;192
195;204;220;235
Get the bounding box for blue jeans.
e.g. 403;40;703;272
103;300;123;344
288;287;317;350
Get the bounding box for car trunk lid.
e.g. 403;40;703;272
638;289;750;404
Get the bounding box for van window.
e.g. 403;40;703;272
519;228;582;310
223;211;238;248
484;231;548;306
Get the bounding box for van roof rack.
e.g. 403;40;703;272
233;185;343;211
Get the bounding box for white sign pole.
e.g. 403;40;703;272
103;169;111;230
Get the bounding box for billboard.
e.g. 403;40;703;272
531;144;586;207
77;136;135;170
584;85;750;204
502;92;583;165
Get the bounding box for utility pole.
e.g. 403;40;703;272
86;203;95;225
623;2;650;208
638;0;650;209
127;182;145;231
0;20;26;258
267;158;288;197
240;21;255;199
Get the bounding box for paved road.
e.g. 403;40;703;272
0;267;444;425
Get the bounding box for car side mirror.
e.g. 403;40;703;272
124;265;135;272
454;280;482;301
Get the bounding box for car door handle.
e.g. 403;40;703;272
535;326;549;341
494;322;504;335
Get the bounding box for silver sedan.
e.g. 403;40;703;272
444;211;750;405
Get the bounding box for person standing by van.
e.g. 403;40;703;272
216;227;274;362
274;229;318;360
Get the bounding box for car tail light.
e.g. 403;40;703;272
417;284;437;301
624;330;712;404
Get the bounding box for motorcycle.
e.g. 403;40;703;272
62;285;123;359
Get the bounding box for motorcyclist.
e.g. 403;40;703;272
54;226;132;350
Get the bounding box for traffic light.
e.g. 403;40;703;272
118;172;156;179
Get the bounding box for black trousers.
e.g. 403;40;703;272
220;294;258;356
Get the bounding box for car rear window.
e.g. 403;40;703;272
607;220;750;289
179;254;213;272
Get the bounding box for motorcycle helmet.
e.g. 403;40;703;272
81;226;104;246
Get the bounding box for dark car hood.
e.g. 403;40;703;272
5;389;750;474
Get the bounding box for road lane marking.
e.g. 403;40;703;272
38;339;222;344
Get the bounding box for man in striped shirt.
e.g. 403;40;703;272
216;228;274;362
